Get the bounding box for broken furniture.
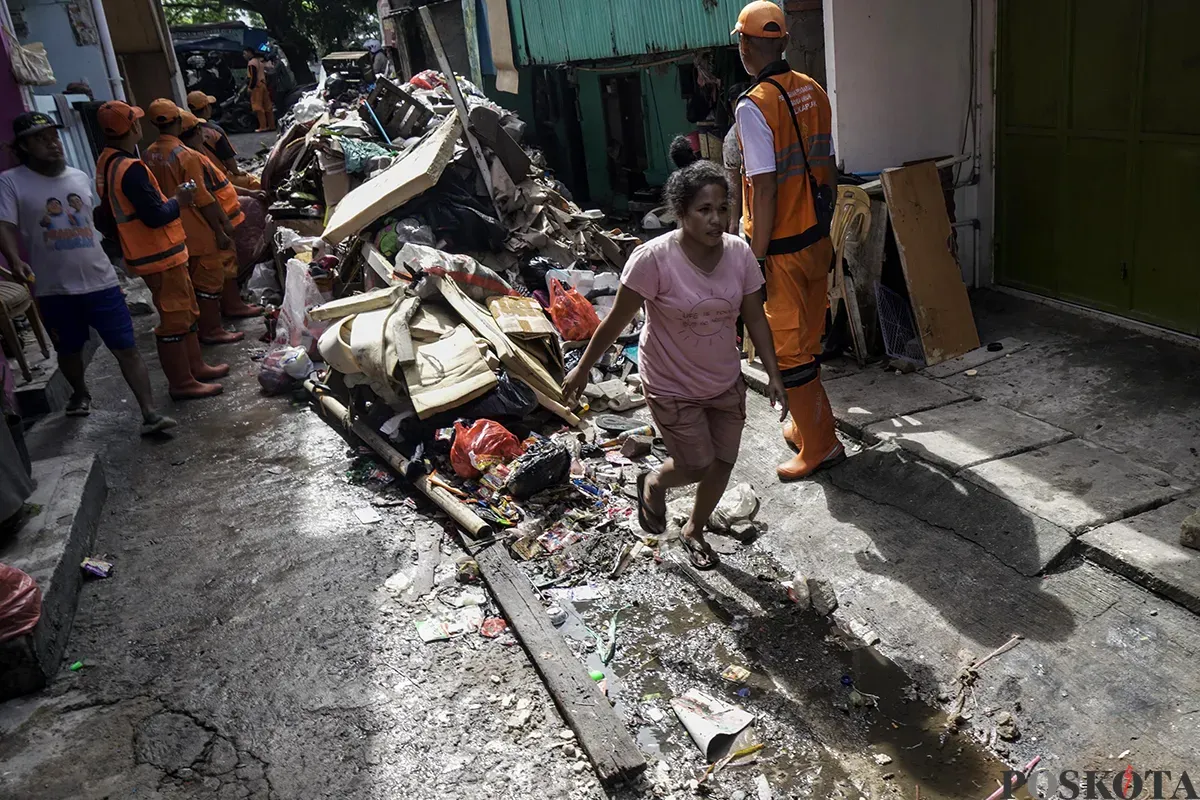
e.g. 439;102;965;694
0;279;50;383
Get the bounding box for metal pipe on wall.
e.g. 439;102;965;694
89;0;126;101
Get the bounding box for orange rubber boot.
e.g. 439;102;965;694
221;278;263;319
185;332;230;381
197;296;244;344
157;337;223;400
777;378;845;481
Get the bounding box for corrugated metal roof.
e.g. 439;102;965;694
509;0;751;64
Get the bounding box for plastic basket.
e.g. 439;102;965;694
874;283;925;366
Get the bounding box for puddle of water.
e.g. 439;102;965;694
548;564;1009;800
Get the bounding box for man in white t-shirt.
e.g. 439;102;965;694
0;112;176;435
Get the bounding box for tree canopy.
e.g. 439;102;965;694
164;0;377;83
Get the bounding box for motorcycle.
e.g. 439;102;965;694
213;85;259;135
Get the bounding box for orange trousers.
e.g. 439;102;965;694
142;264;200;336
763;238;834;377
188;254;226;296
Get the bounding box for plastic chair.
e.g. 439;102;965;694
0;280;50;383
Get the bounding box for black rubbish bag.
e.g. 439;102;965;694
426;372;538;429
506;438;572;499
406;176;507;252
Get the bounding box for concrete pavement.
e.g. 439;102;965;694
746;289;1200;615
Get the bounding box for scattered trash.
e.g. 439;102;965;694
873;752;893;766
416;606;485;642
965;369;979;376
353;507;383;525
588;669;605;682
848;618;881;646
670;689;755;761
783;573;810;607
709;483;760;534
807;577;839;616
480;618;508;638
755;773;773;800
68;661;83;671
996;711;1020;742
80;557;113;579
721;665;751;683
450;419;525;479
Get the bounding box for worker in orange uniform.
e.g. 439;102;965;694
185;91;261;190
733;0;843;481
94;101;225;400
179;110;263;319
243;47;275;132
142;99;244;345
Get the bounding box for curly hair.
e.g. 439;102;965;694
663;159;729;219
669;135;699;169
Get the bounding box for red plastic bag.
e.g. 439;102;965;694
0;563;41;644
547;278;600;341
451;420;525;479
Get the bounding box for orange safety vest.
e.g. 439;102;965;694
95;147;188;276
145;135;220;257
197;149;244;229
739;66;836;255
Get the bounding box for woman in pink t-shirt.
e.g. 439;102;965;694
563;160;787;569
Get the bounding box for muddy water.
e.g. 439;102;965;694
553;557;1009;800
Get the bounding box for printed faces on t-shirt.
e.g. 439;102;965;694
38;192;97;251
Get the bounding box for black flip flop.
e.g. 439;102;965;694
681;533;718;570
636;471;666;535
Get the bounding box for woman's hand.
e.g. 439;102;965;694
562;365;589;408
767;375;789;422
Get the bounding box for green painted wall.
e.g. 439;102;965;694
483;67;536;122
572;65;691;205
641;65;691;188
575;71;612;205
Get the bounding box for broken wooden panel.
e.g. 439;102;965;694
881;162;980;366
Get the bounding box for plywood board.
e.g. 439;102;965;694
321;112;461;244
881;162;980;365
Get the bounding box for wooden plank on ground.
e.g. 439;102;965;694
882;162;980;366
473;543;646;786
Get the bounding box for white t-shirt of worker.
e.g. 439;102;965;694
0;165;120;297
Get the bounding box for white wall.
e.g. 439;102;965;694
824;0;995;286
8;0;115;101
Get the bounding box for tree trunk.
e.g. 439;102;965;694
253;2;317;83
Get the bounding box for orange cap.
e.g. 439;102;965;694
186;90;216;112
147;98;182;127
731;0;787;38
96;101;144;137
180;110;202;135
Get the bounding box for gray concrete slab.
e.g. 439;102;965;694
943;292;1200;483
922;337;1028;378
963;439;1191;535
1079;491;1200;615
864;400;1073;471
0;455;106;699
825;442;1075;575
737;390;1200;774
823;370;971;437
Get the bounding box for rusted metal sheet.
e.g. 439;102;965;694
509;0;750;64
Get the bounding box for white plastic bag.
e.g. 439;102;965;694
3;31;55;86
275;259;329;351
709;482;760;533
246;262;282;305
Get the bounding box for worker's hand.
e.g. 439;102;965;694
767;375;789;423
215;230;233;251
175;184;195;206
11;259;35;284
561;365;589;409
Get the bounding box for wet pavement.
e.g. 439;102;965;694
0;316;1029;799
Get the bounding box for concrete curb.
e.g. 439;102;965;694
0;454;107;699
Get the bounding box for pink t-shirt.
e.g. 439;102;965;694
622;232;764;400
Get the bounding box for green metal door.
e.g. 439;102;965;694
997;0;1200;335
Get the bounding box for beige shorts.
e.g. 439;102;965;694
646;379;747;471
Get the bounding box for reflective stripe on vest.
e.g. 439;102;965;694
99;150;189;275
739;69;834;252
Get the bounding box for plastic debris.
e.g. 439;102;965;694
480;618;508;638
353;507;383;525
80;557;113;579
670;689;755;761
709;483;760;534
416;606;485;642
721;665;751;683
